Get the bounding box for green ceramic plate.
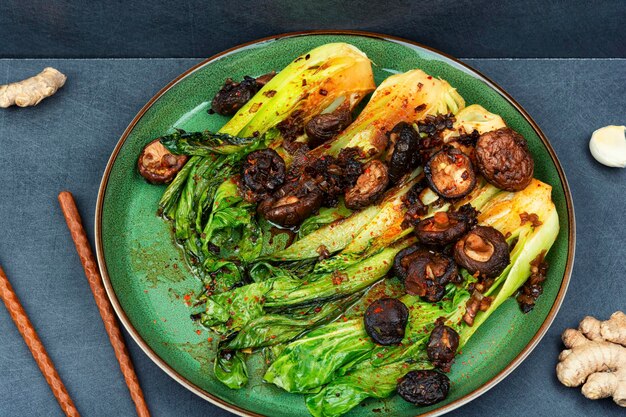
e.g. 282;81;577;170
96;31;575;417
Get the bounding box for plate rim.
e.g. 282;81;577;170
94;29;576;417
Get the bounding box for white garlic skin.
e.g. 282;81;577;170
589;125;626;168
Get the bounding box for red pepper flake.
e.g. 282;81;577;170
207;337;213;342
270;335;277;339
196;330;202;335
331;271;348;286
373;307;383;314
341;316;348;322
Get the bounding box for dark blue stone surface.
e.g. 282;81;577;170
0;1;625;58
0;57;625;416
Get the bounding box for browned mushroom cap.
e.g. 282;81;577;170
393;245;422;280
475;127;534;191
454;226;510;278
258;179;323;228
397;370;450;406
344;160;389;210
424;147;476;199
304;108;352;149
137;139;188;184
426;321;460;372
404;250;458;302
364;298;409;346
386;122;421;184
210;72;276;116
414;204;478;247
240;149;286;203
254;71;277;87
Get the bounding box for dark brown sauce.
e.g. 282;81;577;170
268;226;296;247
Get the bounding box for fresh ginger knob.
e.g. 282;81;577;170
556;311;626;407
0;67;66;108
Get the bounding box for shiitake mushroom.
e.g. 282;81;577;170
426;322;460;372
211;72;276;116
344;160;389;210
137;139;188;184
454;226;510;278
392;245;422;281
475;127;534;191
424;147;476;199
304;108;352;149
397;370;450;406
386;122;421;184
404;250;458;302
364;298;409;345
257;178;323;228
414;204;478;247
241;149;286;203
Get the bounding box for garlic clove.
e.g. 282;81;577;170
589;125;626;168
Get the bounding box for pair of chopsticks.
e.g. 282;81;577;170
0;192;150;417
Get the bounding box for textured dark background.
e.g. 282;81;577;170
1;0;625;58
1;1;626;417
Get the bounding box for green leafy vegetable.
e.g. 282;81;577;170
214;350;248;389
264;178;559;417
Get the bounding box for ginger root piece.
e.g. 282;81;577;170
0;67;66;108
556;311;626;407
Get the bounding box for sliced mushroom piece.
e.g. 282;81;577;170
137;139;188;184
475;127;534;191
414;204;478;246
405;250;458;302
258;179;323;228
241;149;286;203
426;321;460;372
364;298;409;346
386;122;421;184
344;160;389;209
397;370;450;406
454;226;510;278
304;108;352;149
424;147;476;199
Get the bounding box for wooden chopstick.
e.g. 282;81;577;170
0;265;81;417
58;191;151;417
